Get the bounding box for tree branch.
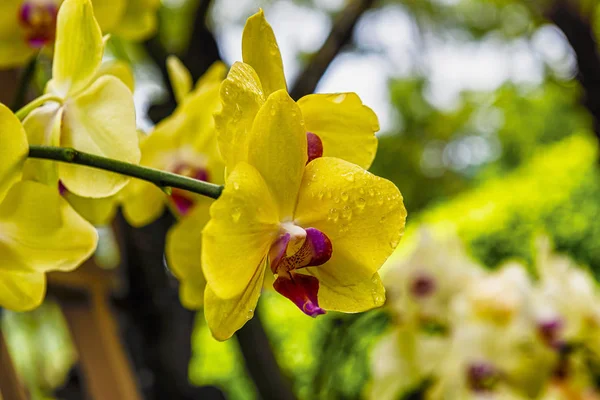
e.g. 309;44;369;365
545;0;600;144
289;0;376;100
236;310;296;400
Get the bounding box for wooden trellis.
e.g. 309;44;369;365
0;261;142;399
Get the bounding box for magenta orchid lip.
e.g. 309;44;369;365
19;2;58;48
169;164;210;215
270;227;332;316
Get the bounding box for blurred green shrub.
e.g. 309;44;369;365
419;132;600;275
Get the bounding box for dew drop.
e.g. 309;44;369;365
317;191;325;200
389;237;399;248
333;94;347;104
356;197;366;210
333;196;340;204
359;188;365;195
371;288;384;305
231;207;242;222
328;208;339;222
368;188;375;197
246;309;254;320
341;205;352;220
340;191;349;201
232;181;240;190
344;173;355;182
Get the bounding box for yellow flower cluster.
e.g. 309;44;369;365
0;1;407;341
372;230;600;399
0;0;159;68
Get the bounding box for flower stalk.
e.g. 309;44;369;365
28;145;223;199
15;94;63;120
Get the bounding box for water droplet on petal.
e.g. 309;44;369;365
232;182;240;190
246;309;254;320
317;191;325;200
232;207;242;222
340;191;348;201
328;208;339;223
341;205;352;220
371;289;384;305
356;197;366;210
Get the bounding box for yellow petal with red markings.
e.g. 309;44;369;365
298;93;379;169
295;157;406;282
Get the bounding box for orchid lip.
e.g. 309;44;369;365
410;272;436;298
270;227;332;275
169;164;210;216
537;318;563;349
269;226;332;316
273;273;326;317
19;2;58;48
467;361;498;392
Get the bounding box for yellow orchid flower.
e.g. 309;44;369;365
0;103;98;311
57;59;135;227
215;9;380;176
122;58;226;227
121;58;226;308
22;0;140;198
202;90;406;340
0;0;158;68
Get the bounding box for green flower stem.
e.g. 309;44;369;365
28;145;223;200
15;94;63;120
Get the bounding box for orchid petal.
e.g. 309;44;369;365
52;0;104;97
247;90;307;219
59;75;140;197
242;9;286;96
204;265;266;341
298;93;379;169
202;162;279;299
0;104;28;203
